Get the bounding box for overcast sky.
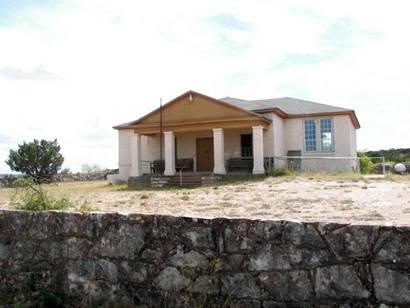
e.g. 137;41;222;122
1;0;409;173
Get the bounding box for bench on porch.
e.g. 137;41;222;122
227;158;253;172
150;159;194;174
176;158;194;172
227;157;275;173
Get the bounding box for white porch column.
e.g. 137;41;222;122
130;133;142;177
213;128;226;174
164;131;176;176
252;126;265;174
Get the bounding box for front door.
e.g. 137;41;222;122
196;138;214;172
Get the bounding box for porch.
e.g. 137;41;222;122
129;126;270;178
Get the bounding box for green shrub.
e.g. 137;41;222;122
140;193;149;200
266;166;292;177
358;153;374;174
12;178;72;211
180;195;190;201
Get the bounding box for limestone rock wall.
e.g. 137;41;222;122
0;210;409;307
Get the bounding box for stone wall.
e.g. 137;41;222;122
1;210;410;307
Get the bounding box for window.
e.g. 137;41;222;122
304;120;316;152
320;119;333;151
241;134;253;157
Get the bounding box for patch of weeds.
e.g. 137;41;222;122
180;195;190;201
12;178;72;211
222;195;231;201
267;166;293;177
140;193;150;200
78;200;93;212
219;201;234;207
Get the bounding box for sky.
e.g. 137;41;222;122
0;0;409;173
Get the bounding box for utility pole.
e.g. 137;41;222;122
159;97;163;162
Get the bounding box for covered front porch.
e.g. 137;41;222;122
115;91;274;183
130;125;268;177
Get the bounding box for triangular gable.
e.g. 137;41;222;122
116;90;270;129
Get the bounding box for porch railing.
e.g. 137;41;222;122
148;158;194;175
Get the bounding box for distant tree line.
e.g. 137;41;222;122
362;148;410;163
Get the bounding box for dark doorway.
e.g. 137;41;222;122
241;134;253;158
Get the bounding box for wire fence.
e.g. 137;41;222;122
267;156;387;175
139;156;390;177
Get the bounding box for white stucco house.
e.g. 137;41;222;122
113;90;360;182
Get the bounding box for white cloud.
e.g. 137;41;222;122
1;0;410;172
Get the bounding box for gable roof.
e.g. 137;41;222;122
114;90;360;130
113;90;271;130
220;96;360;128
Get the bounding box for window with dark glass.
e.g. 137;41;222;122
304;119;316;152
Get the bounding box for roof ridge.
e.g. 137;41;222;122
248;97;351;111
219;96;249;102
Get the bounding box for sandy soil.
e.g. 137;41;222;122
1;175;410;225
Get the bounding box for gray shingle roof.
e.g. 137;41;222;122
220;96;352;115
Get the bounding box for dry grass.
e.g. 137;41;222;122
1;174;410;225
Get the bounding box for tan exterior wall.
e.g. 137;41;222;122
118;113;358;177
283;115;356;157
282;115;358;172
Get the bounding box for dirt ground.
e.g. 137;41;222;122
1;175;410;225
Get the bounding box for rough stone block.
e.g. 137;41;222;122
324;225;379;259
258;270;314;301
374;229;410;265
168;249;208;270
248;245;291;271
249;220;283;242
221;273;267;299
284;222;327;249
91;223;145;259
0;242;10;261
183;227;214;249
153;267;191;291
188;275;220;295
119;261;147;283
372;264;410;304
224;226;254;253
315;265;370;300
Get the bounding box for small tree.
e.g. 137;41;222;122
81;163;103;174
358;152;374;174
60;168;72;175
6;139;64;182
